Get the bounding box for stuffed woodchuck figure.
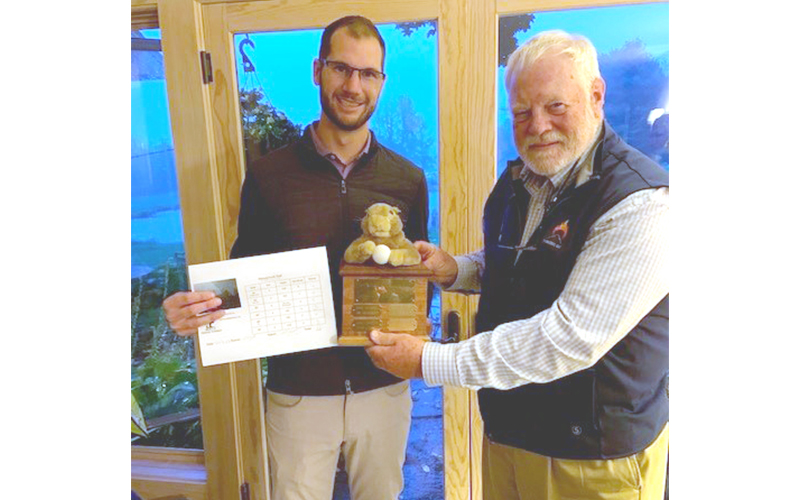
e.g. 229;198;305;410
344;203;422;266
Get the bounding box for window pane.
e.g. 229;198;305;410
234;23;443;499
131;29;203;449
498;3;669;175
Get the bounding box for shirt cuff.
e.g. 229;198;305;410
447;256;481;292
422;341;461;387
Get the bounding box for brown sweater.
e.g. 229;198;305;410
230;127;429;395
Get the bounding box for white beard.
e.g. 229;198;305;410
518;108;601;177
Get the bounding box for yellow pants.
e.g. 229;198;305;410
483;424;669;500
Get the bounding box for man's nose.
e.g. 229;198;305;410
342;70;363;92
527;112;551;136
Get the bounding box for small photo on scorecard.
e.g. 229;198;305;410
194;278;242;313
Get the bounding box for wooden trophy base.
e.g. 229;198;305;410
339;261;432;346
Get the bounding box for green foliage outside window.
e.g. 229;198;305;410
132;94;299;448
131;252;204;448
240;87;304;166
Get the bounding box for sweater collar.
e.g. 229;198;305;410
298;125;380;172
308;121;372;168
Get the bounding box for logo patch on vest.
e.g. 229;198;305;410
542;220;570;250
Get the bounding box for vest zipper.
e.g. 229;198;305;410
345;379;353;395
340;178;349;258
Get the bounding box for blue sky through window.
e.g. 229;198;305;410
135;2;668;174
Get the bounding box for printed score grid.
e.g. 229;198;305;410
246;274;326;335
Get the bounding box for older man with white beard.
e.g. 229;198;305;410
367;30;669;500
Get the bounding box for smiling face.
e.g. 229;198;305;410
509;51;604;176
314;29;385;132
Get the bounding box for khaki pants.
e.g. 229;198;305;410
483;424;669;500
265;381;412;500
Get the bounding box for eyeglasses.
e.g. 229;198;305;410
320;59;386;85
495;186;539;252
497;242;539;252
497;221;539;252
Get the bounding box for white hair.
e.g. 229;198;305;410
505;30;601;95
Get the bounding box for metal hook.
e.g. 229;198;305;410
239;36;256;73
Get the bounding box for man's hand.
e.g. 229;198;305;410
162;291;225;336
413;241;458;288
366;330;425;379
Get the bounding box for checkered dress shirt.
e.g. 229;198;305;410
309;121;371;178
422;143;669;390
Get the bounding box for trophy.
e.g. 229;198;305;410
339;203;432;346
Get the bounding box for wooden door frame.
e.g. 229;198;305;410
194;2;487;498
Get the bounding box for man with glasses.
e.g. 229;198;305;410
367;30;668;500
163;16;428;500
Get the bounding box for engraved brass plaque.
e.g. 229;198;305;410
385;318;417;331
351;318;381;333
384;304;416;317
352;304;381;317
354;278;415;304
348;279;420;333
339;262;432;345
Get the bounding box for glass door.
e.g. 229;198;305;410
131;28;203;451
158;0;502;498
230;23;442;499
193;1;491;499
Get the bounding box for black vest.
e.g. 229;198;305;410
476;124;669;459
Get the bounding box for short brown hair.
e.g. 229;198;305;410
319;16;386;69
